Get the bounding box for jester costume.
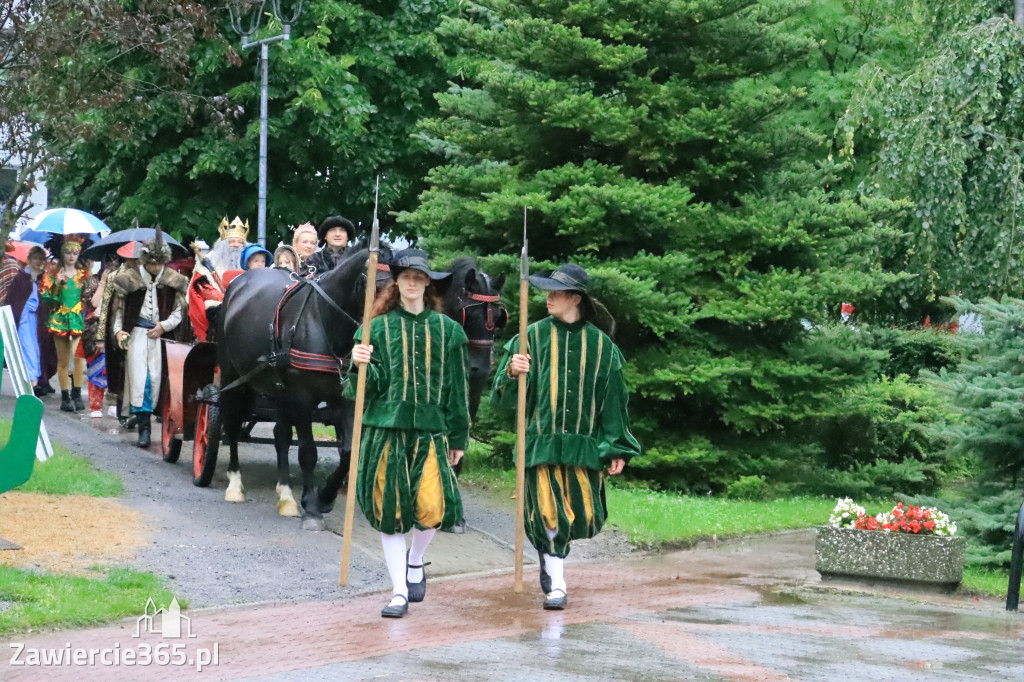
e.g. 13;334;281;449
348;307;470;534
41;269;87;336
492;304;640;561
41;245;90;409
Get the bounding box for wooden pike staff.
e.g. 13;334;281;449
339;175;383;586
514;207;529;593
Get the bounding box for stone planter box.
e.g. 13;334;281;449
815;526;966;586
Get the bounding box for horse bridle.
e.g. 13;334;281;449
454;278;507;349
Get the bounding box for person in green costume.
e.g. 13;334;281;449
493;263;641;610
349;248;470;618
41;239;89;412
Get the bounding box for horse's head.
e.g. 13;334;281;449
444;257;508;355
315;246;376;355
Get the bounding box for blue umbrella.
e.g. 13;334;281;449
80;228;188;261
11;228;50;244
28;208;110;236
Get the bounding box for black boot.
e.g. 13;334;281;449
60;390;74;412
136;412;152;449
71;386;85;412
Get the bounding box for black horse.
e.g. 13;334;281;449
215;248;369;529
443;256;507;425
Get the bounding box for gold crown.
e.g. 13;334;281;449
218;216;250;241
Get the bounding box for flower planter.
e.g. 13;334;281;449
815;526;966;586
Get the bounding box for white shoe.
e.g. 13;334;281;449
90;410;103;418
107;406;117;417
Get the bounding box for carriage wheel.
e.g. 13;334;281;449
192;400;221;487
161;393;182;463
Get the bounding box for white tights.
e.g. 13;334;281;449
381;528;437;603
543;528;567;593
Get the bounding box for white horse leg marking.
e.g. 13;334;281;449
225;470;246;503
276;483;300;517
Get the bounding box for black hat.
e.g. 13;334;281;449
527;264;589;293
390;248;451;281
317;215;356;243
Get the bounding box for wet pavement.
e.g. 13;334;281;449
4;531;1023;681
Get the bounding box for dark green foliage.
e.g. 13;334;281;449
403;0;916;494
858;328;968;379
925;297;1024;483
908;487;1023;568
46;0;455;244
921;296;1024;566
840;12;1024;315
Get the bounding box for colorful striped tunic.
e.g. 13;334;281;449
492;316;641;557
347;307;470;534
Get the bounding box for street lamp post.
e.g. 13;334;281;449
229;1;303;247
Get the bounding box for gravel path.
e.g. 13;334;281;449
9;396;637;609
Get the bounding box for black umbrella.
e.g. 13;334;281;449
80;228;189;261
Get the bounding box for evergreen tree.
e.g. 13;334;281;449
922;295;1024;566
926;297;1024;483
402;0;902;491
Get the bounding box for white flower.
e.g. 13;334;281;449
829;497;866;528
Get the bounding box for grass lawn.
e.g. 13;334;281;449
961;565;1011;598
0;417;179;636
0;418;119;497
606;488;840;546
0;566;181;637
459;458;845;545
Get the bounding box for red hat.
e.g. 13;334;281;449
117;241;144;258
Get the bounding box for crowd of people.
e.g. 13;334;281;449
0;215;355;420
0;214;642;616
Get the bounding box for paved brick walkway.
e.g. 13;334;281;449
5;532;1023;681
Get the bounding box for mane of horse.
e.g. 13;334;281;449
445;256;479;305
322;244;368;276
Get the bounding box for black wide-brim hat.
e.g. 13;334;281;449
527;263;589;293
390;248;452;282
317;215;356;243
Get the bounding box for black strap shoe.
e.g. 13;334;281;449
407;561;430;603
539;551;552;595
381;594;409;618
543;589;567;610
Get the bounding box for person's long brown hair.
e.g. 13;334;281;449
580;293;616;339
371;279;444;318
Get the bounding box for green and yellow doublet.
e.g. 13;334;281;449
493;316;641;557
348;307;470;534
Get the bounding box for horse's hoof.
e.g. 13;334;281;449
225;490;246;503
278;498;300;517
301;516;325;531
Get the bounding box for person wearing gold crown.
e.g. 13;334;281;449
188;216;250;342
108;229;189;448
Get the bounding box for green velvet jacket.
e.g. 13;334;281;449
345;307;471;450
492;316;641;469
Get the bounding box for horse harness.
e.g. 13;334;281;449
453;277;507;354
217;275;357;394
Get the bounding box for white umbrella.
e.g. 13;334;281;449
28;208;111;236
